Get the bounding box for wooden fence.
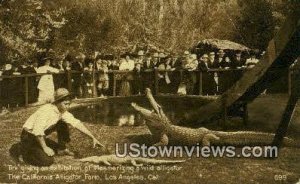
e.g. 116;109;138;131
0;67;292;107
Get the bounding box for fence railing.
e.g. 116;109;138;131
0;67;291;107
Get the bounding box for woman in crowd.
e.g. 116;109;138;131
83;60;95;98
118;56;134;96
36;57;60;104
219;55;235;93
157;56;175;93
97;60;109;97
180;54;198;95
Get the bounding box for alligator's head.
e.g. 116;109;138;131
131;102;170;135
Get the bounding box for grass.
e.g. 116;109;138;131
0;94;299;184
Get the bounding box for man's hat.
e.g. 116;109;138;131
42;56;53;61
54;88;71;102
202;54;209;58
217;50;225;55
190;54;197;60
102;60;108;65
159;53;166;58
137;50;145;56
76;53;86;59
153;53;159;58
135;60;143;65
236;52;242;56
184;51;190;55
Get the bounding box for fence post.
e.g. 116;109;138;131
113;72;116;96
67;70;72;93
24;76;29;107
199;71;203;95
179;70;183;81
154;69;159;95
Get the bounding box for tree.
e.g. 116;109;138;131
235;0;275;50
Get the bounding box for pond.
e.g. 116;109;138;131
70;95;300;140
71;96;214;126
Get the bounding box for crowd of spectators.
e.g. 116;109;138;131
0;49;261;111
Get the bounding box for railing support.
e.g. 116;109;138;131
67;71;72;93
113;73;116;96
199;71;203;95
24;77;29;107
154;69;159;95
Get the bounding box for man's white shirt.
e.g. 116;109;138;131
23;104;81;136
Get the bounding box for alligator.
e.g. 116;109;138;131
131;88;298;147
78;155;185;166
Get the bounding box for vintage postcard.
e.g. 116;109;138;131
0;0;299;183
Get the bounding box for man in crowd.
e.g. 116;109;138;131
142;54;155;90
198;54;210;71
51;56;65;89
152;53;160;68
216;49;225;67
245;52;259;68
208;52;219;68
136;50;145;65
231;52;246;85
71;53;85;98
19;60;39;104
231;52;245;68
198;54;217;95
182;54;198;95
170;54;182;70
9;88;103;166
169;54;182;93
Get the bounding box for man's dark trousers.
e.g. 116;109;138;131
19;121;70;166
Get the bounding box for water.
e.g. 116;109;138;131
71;96;212;126
70;95;300;139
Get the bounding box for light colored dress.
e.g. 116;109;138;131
36;65;59;103
118;60;134;96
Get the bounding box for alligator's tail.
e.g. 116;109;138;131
212;131;299;147
78;156;101;163
136;158;186;164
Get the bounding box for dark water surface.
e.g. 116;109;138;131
71;96;211;126
70;95;300;139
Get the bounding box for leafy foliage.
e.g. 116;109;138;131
235;0;275;50
0;0;294;65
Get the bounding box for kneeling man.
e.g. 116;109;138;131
10;88;103;166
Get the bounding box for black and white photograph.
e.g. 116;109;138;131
0;0;299;183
